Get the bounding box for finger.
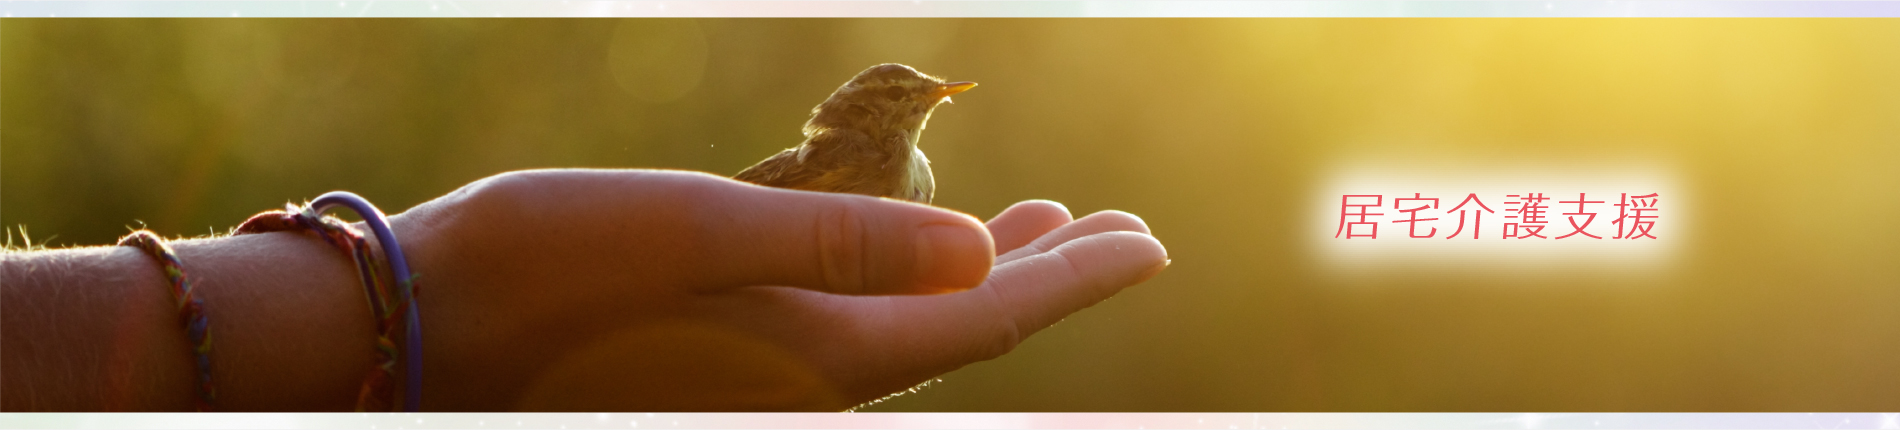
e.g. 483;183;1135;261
985;231;1168;339
874;231;1168;368
984;200;1073;256
998;210;1151;265
680;175;996;295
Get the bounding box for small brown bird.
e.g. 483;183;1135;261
733;63;976;204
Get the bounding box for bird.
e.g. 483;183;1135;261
732;63;975;204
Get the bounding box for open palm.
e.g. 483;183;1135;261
400;170;1167;411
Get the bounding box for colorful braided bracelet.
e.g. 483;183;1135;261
116;230;216;412
234;192;422;412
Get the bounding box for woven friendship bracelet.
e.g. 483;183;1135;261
116;230;216;412
234;192;421;412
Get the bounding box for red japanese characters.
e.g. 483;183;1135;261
1336;193;1660;240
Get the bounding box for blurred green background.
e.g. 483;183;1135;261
4;19;1896;410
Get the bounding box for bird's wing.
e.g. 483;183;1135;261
732;129;884;194
732;147;807;185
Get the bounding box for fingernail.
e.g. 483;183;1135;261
1133;259;1170;284
914;223;992;294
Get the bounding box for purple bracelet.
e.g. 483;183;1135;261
303;192;422;412
234;191;422;412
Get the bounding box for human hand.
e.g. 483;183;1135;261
393;169;1167;411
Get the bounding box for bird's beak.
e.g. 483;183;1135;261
932;82;977;103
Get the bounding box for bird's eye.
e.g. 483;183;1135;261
881;86;908;101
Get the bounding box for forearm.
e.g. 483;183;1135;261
2;232;378;411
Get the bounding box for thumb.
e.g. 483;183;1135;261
683;177;994;295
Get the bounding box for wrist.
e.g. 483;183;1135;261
371;193;506;410
204;192;431;411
